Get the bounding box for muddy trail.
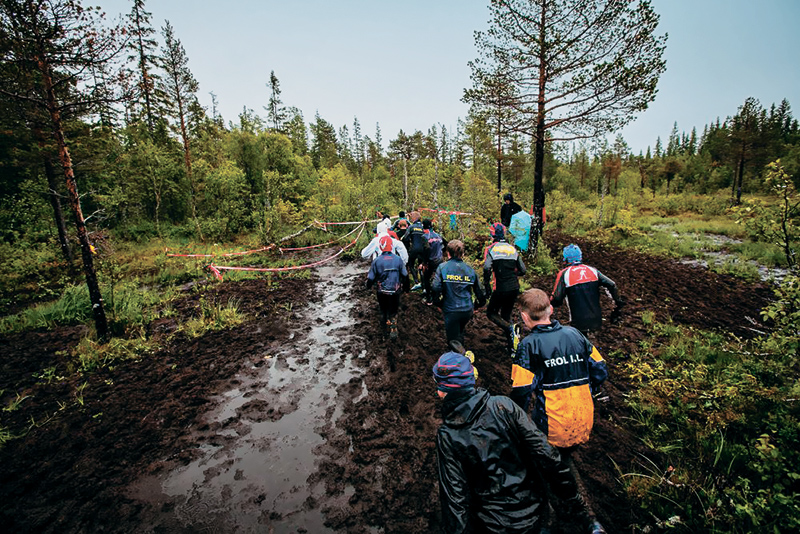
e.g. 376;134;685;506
0;233;773;533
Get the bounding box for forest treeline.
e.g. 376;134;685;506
1;0;798;251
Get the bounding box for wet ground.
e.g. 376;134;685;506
0;232;774;533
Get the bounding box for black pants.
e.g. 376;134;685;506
407;249;424;283
422;259;442;300
487;289;519;351
377;292;400;322
443;309;473;345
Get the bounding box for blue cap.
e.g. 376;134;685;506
563;244;582;264
432;352;476;392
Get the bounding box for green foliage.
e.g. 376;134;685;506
760;274;800;355
181;296;245;338
620;318;800;532
69;335;154;373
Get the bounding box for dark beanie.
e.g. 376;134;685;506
432;352;476;392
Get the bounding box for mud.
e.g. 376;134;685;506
0;232;773;533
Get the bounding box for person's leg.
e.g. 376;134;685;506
457;310;473;345
386;293;400;339
443;312;460;344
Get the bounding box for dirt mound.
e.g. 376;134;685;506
0;235;772;533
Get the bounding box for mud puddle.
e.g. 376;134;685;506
129;261;367;533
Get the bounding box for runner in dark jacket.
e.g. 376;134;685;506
421;218;446;305
500;192;523;228
433;351;598;534
366;236;409;339
432;240;485;345
551;244;624;334
483;222;526;355
402;211;429;288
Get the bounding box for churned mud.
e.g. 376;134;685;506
0;233;773;533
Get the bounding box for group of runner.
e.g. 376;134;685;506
361;200;625;533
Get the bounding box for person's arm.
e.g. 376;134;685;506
431;263;444;306
598;270;623;305
393;239;409;264
585;339;608;389
436;431;471;534
483;253;494;296
551;268;567;307
361;237;378;259
366;261;377;290
506;400;588;511
516;254;527;277
472;269;486;308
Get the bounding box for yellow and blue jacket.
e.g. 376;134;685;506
511;320;607;448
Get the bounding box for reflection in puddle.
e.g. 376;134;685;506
130;261;368;533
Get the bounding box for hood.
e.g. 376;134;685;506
441;388;489;429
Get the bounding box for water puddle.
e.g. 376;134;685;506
648;226;789;283
129;261;367;533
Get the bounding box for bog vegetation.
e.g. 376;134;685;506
1;0;798;532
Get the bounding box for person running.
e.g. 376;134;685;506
402;210;429;290
483;222;526;355
551;244;625;335
433;350;602;534
421;218;445;305
366;235;409;339
500;192;523;228
361;229;408;264
510;288;609;532
391;210;410;240
431;240;485;345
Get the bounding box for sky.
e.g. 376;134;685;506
95;0;800;155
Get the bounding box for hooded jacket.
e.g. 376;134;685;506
511;321;607;448
437;388;587;534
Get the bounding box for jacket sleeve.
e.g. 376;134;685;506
361;237;378;259
585;339;608;388
483;254;493;291
472;269;486;307
516;254;527;276
366;261;378;289
598;270;621;304
508;402;584;507
551;269;567;307
394;240;409;264
436;431;471;534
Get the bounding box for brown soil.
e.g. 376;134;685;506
0;232;773;533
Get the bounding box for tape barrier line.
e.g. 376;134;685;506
279;222;364;252
420;207;472;216
207;223;367;279
167;217;376;259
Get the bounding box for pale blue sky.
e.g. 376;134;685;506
97;0;800;154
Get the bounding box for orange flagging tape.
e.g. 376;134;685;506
207;224;366;279
420;207;472;216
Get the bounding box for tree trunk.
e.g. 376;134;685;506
43;155;73;262
433;155;440;210
496;125;502;193
735;141;746;205
531;2;547;253
177;98;203;241
402;157;408;206
37;55;108;339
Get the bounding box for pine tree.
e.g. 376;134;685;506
158;20;202;238
265;70;286;132
126;0;160;133
466;0;666;250
0;0;128;339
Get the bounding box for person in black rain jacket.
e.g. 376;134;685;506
433;351;598;534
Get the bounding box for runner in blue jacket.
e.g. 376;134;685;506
432;240;485;345
421;218;446;305
366;236;409;339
